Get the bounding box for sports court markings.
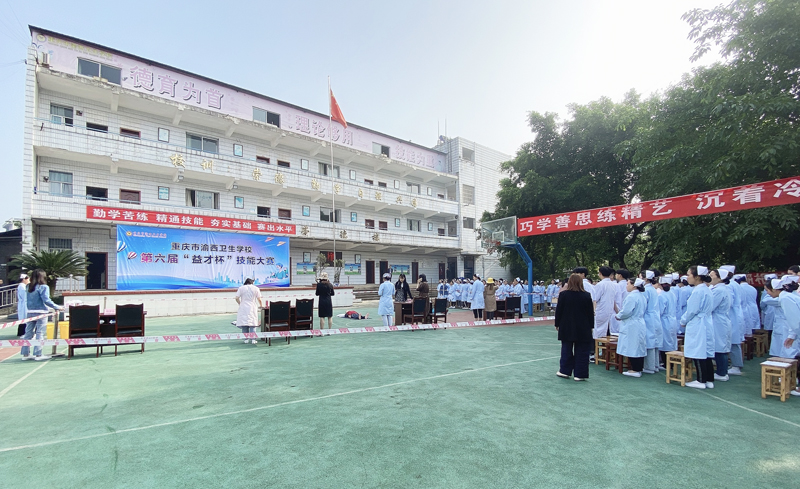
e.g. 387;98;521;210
0;354;561;453
703;392;800;429
0;348;66;401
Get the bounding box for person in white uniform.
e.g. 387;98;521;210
657;275;678;367
763;278;798;359
235;278;263;344
761;273;777;335
640;270;663;373
378;273;395;327
678;275;692;335
616;277;648;377
735;274;760;334
574;267;596;302
16;274;29;338
610;269;631;335
774;275;800;397
592;266;617;339
720;265;745;375
680;266;715;389
709;269;732;381
470;274;485;319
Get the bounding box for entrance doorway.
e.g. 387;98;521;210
379;261;389;279
447;257;457;280
463;256;475;279
438;263;446;281
85;252;107;290
366;261;375;284
411;262;419;283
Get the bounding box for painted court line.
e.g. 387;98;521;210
0;354;560;453
704;392;800;429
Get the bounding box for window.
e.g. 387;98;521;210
395;218;401;227
278;208;292;220
50;104;73;126
86;123;108;133
301;159;309;170
120;128;140;139
364;179;374;186
320;207;341;223
253;107;280;127
365;219;375;229
234;196;244;209
302;205;310;216
350;212;357;222
438;228;445;236
77;58;121;85
428;222;434;231
158;186;170;200
186;133;219;153
349;170;356;180
303;252;312;263
462;184;475;205
158;128;170;142
394;180;400;189
186;189;219;209
354;254;361;264
372;142;390;157
49;171;73;197
85;186;107;201
319;162;340;178
407;219;421;232
407;182;420;194
48;238;72;250
256;156;270;165
437;193;445;199
120;189;141;204
257;206;270;218
427;187;433;196
233;144;243;157
462;147;475;162
378;182;387;188
277;161;290;168
379;221;388;231
463;217;475;229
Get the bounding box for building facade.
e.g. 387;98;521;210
22;27;511;291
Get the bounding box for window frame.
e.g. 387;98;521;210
186;189;220;209
186;133;219;154
158;128;170;142
302;205;311;217
85;186;108;201
77;58;122;85
407;219;421;232
158;186;170;200
119;189;141;205
320;207;341;223
234;196;245;209
257;206;271;218
48;238;73;250
277;160;290;168
233;144;243;157
350;212;358;222
86;122;108;133
50;104;74;126
365;219;375;229
120;128;141;139
278;208;292;220
49;170;73;197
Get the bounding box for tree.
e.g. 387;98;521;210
333;259;344;284
9;249;89;293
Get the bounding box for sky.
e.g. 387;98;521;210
0;0;726;225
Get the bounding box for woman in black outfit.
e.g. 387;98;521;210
554;273;595;381
315;272;335;329
395;274;412;302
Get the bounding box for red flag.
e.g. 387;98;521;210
330;89;347;129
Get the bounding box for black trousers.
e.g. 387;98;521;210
473;309;483;319
559;340;593;378
629;357;645;372
486;311;495;320
693;358;714;383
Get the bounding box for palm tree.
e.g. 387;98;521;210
9;249;89;293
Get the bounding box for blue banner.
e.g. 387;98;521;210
116;225;290;290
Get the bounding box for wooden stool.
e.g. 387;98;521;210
743;335;755;361
767;357;799;381
665;351;694;386
677;335;685;352
595;336;613;365
604;341;619;371
610;344;632;373
752;330;768;357
761;358;799;402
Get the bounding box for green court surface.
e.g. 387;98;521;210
1;306;799;488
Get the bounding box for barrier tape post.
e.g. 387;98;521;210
51;312;64;357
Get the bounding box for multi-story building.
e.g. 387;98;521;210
22;27;511;291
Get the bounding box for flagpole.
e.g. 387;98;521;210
329;76;336;275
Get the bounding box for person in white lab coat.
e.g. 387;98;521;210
719;265;745;375
16;274;29;338
656;275;678;368
610;269;630;335
378;273;395;327
640;270;664;373
760;273;777;335
774;275;800;397
235;278;263;345
709;269;732;381
680;266;715;389
470;274;485;319
574;267;596;302
616;277;648;377
593;266;617;339
734;274;761;334
678;275;692;335
762;278;798;359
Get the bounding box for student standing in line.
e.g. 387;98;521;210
378;273;395;327
640;270;664;373
680;266;715;389
616;277;648;378
573;267;596;303
763;278;792;358
735;274;760;334
592;266;617;340
761;273;777;343
16;274;29;338
775;275;800;397
709;269;732;381
20;269;64;361
678;275;692;335
315;272;335;329
720;265;745;375
235;278;263;344
470;274;485;319
657;275;678;368
555;274;595;381
610;269;631;335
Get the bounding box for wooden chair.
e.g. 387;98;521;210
430;298;448;325
403;297;428;324
761;358;799;402
68;305;101;359
752;330;768;357
106;304;145;356
665;351;694;386
294;299;314;333
264;301;291;346
495;300;510;319
604;341;620;371
594;336;613;365
506;296;522;319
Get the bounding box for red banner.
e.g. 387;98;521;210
746;272;786;287
518;176;800;236
86;206;296;235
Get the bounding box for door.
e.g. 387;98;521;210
85;252;107;290
411;262;419;283
447;257;457;280
379;261;389;279
438;263;446;281
366;261;375;284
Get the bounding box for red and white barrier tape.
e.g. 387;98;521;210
0;315;555;348
0;312;56;330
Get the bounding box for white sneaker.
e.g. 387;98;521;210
251;339;258;344
34;355;51;361
623;371;642;378
728;367;742;376
714;374;729;381
706;382;715;389
790;390;800;397
686;380;706;389
20;355;34;361
642;369;656;374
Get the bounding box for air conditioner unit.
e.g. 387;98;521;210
39;52;50;66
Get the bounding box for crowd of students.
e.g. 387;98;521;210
566;264;800;394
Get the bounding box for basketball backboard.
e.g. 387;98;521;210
479;216;517;252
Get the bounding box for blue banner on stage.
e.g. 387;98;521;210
116;225;290;290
